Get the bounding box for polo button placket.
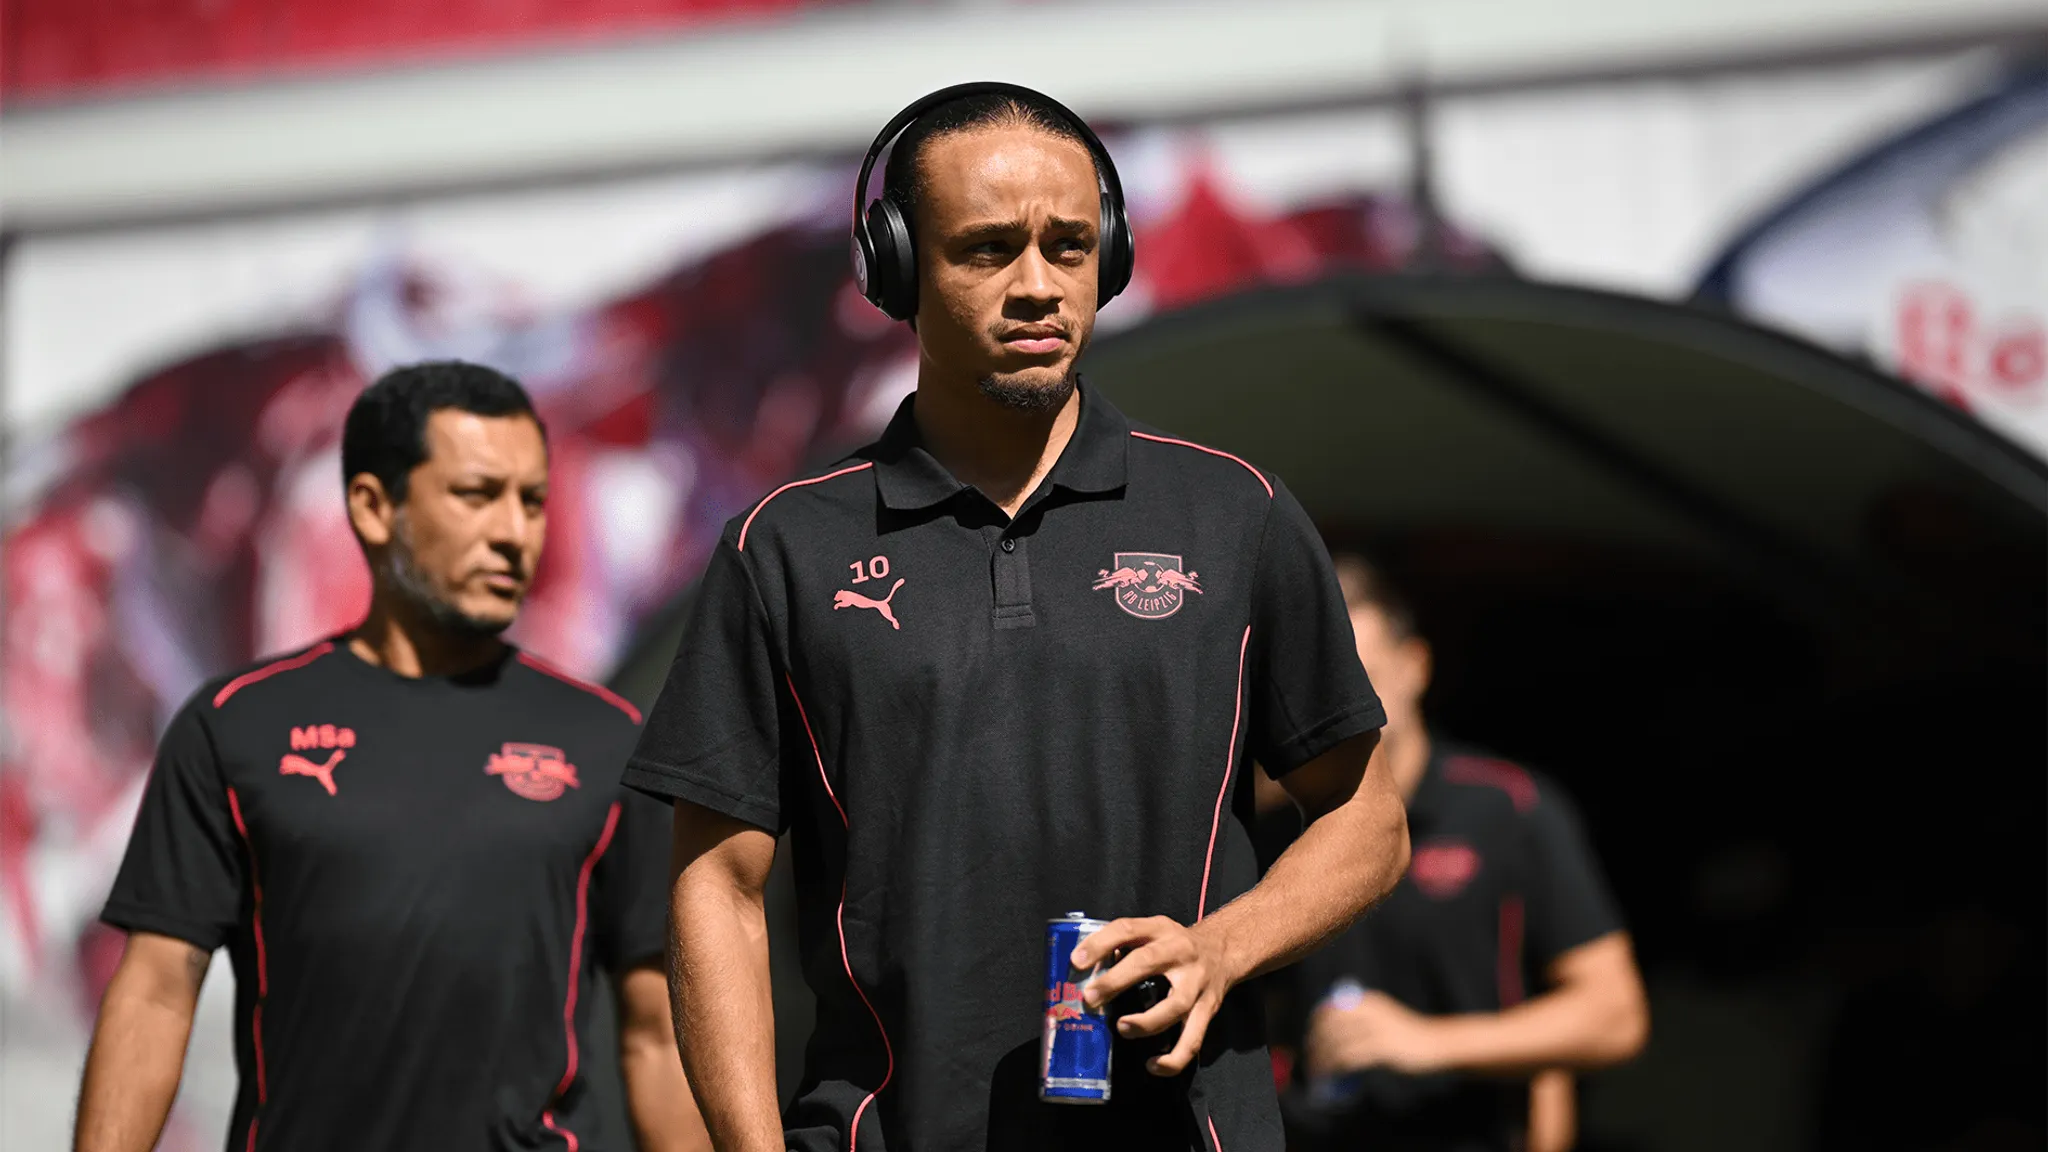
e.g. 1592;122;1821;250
991;530;1035;630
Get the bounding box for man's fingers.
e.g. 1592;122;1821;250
1067;916;1169;969
1114;978;1194;1038
1083;942;1166;1008
1147;998;1214;1077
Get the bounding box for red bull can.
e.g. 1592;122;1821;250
1041;912;1113;1104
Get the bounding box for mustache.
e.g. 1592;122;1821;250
990;320;1071;340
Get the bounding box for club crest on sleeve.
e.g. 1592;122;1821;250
486;742;581;802
1093;553;1200;620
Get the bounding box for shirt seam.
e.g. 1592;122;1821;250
722;536;793;680
623;755;780;827
1246;483;1308;738
1262;699;1388;776
101;901;230;951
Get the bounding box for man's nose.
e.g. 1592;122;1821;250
1010;244;1063;305
486;494;535;550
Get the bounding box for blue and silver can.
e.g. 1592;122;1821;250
1040;912;1113;1104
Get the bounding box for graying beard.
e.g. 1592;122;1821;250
388;515;513;638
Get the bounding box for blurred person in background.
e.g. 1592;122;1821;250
1274;555;1647;1152
627;84;1408;1152
74;362;709;1152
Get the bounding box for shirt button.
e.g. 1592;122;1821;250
1000;538;1016;553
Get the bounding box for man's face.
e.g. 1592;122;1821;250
381;410;548;636
911;124;1101;409
1349;602;1430;727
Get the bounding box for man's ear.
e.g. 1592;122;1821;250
347;474;398;549
1408;636;1434;700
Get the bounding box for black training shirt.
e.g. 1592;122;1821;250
103;641;668;1152
627;383;1386;1152
1285;743;1624;1152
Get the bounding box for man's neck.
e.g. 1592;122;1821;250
347;600;505;679
913;368;1081;519
1385;721;1433;801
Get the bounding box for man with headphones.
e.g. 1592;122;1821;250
627;84;1411;1152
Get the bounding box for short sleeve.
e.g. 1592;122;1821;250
592;789;674;972
1522;779;1625;968
623;538;785;832
1245;478;1387;776
101;698;244;951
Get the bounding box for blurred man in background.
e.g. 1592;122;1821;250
1279;555;1647;1152
628;85;1408;1152
74;362;708;1152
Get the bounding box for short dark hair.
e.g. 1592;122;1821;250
341;361;543;504
1331;553;1419;641
880;90;1098;220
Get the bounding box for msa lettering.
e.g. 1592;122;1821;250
290;724;357;751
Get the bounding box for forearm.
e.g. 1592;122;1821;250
621;1035;711;1152
1199;766;1409;985
669;872;781;1152
1526;1070;1577;1152
1430;983;1647;1074
74;989;194;1152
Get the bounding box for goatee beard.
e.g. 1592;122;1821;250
977;368;1077;413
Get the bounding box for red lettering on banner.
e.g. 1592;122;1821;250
1895;281;2046;408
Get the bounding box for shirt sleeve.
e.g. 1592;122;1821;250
623;537;786;832
1522;778;1626;969
593;788;674;972
1244;477;1387;776
101;696;244;951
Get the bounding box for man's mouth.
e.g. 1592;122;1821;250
479;572;523;596
1000;326;1067;356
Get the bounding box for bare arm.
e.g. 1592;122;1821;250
1077;731;1410;1074
74;932;211;1152
1307;931;1649;1077
668;801;781;1152
1527;1070;1577;1152
1428;932;1647;1072
617;964;712;1152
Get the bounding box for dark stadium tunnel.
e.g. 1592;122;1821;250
597;274;2047;1149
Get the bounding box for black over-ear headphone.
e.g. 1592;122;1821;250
851;81;1135;322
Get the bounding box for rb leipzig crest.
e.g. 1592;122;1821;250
486;742;581;802
1093;553;1201;620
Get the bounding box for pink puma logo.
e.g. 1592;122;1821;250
280;750;346;796
833;577;905;630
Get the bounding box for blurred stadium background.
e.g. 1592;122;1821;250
4;2;2046;1149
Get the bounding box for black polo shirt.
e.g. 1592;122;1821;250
1284;742;1623;1152
626;382;1385;1152
102;641;669;1152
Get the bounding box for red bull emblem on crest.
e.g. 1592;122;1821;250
1094;553;1201;620
486;742;581;802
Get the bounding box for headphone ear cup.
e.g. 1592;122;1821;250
1098;196;1135;306
865;195;920;321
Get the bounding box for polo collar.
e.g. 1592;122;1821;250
872;378;1131;511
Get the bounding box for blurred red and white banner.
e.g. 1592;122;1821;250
3;0;847;101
